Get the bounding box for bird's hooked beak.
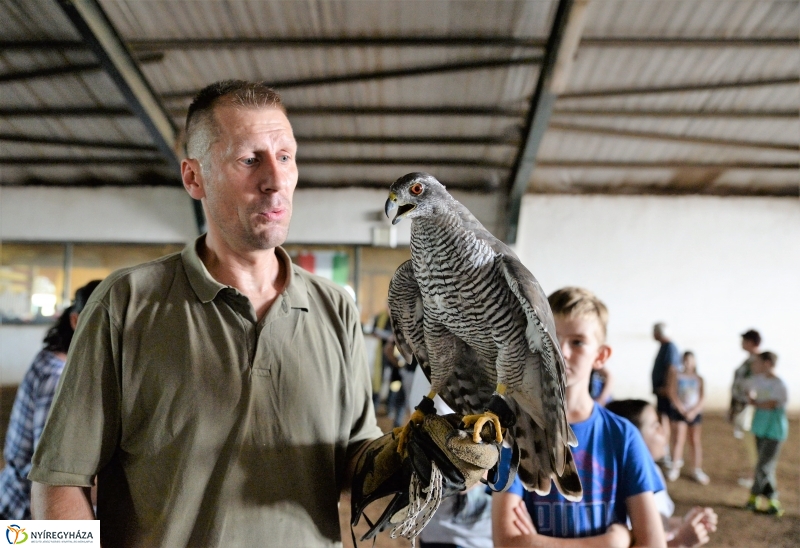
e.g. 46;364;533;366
385;191;415;225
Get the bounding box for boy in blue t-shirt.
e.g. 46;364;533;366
493;287;665;547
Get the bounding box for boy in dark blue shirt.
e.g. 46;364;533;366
493;287;665;547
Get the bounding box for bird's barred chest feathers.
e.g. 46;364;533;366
410;216;525;341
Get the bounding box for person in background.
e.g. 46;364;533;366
590;363;614;406
606;399;718;548
0;280;101;519
665;351;709;485
729;329;761;487
493;287;665;548
652;322;681;468
744;351;789;517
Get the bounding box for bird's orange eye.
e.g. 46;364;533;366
410;183;424;195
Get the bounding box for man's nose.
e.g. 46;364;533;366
257;156;292;191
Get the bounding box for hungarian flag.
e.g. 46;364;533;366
296;251;349;286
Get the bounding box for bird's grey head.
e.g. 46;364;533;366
384;172;451;225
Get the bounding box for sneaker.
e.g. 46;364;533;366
765;500;784;517
667;467;680;482
737;477;754;488
692;468;710;485
745;495;758;511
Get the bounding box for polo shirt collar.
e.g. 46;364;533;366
182;235;309;311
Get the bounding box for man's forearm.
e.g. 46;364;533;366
31;483;95;520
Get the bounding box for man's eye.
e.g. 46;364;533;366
242;157;257;166
571;340;584;347
279;154;291;162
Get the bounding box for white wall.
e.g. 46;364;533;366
289;187;502;244
0;186;502;246
0;185;501;384
515;195;800;412
0;186;198;243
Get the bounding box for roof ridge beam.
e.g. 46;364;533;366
0;53;163;84
162;55;543;98
548;122;798;151
560;76;800;99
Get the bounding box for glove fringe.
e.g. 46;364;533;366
390;461;444;546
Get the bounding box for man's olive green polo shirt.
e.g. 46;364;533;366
30;237;382;548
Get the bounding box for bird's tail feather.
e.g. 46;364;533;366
507;398;582;501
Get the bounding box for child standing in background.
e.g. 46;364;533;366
745;351;789;517
666;351;708;484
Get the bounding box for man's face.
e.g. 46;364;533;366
198;104;298;251
554;314;607;388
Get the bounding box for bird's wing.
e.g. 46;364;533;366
451;199;520;260
499;254;581;500
388;260;494;415
387;260;429;377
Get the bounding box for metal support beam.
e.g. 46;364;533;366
55;0;204;234
224;105;526;117
0;156;165;165
505;0;590;244
2;35;797;52
535;160;799;169
296;157;510;168
548;123;798;151
560;76;800;99
0;106;133;117
0;53;163;84
163;55;543;98
551;108;800;119
0;155;509;169
0;133;157;151
294;134;519;146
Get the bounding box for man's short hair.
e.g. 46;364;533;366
741;329;761;346
548;286;609;342
759;351;778;366
184;80;286;161
653;322;667;338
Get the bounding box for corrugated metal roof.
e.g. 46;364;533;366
0;0;797;208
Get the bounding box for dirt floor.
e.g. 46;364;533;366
342;412;800;548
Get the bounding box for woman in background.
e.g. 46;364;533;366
0;280;101;519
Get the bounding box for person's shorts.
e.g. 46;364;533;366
656;395;672;416
668;407;702;425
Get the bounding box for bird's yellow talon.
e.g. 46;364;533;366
462;411;504;443
394;409;426;456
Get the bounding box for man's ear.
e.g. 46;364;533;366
182;158;205;200
593;344;613;370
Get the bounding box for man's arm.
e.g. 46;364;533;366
492;492;631;548
627;491;667;547
31;483;95;519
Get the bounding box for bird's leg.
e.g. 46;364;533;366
461;384;515;443
394;390;437;456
